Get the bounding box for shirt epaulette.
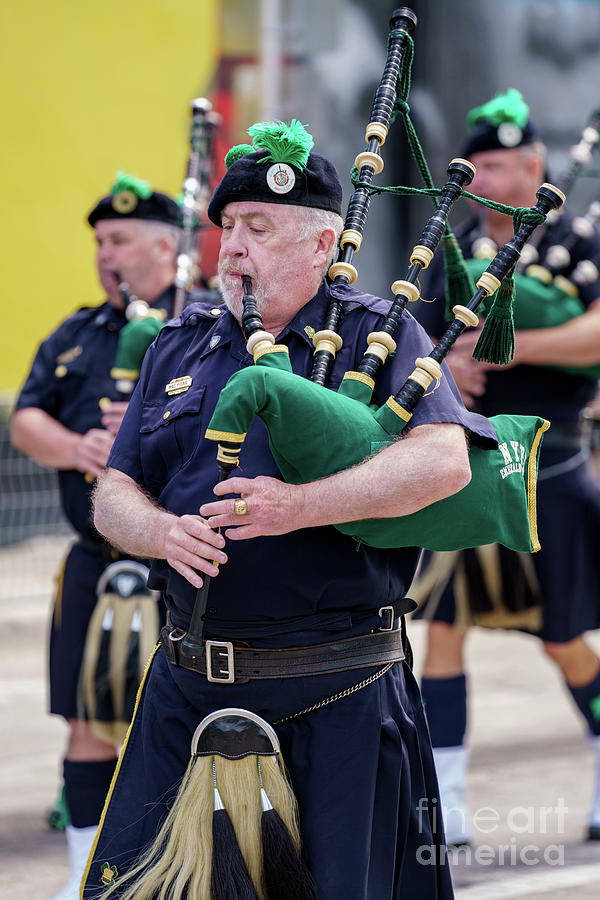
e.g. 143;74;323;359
45;302;113;343
162;298;226;331
330;282;393;317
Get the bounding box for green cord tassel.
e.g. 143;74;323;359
472;275;516;365
442;234;476;320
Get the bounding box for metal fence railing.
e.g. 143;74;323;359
0;402;74;601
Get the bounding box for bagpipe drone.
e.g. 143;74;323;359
109;98;222;391
203;15;564;557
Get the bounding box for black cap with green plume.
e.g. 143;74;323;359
87;170;180;227
444;90;540;365
207;120;342;225
461;88;538;158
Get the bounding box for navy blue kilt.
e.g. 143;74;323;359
49;541;110;718
83;645;454;899
414;451;600;643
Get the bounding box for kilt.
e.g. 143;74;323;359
49;541;112;718
412;449;600;643
49;540;165;730
82;639;454;899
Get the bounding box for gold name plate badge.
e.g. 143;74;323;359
165;376;193;396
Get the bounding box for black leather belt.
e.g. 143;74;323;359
160;613;406;684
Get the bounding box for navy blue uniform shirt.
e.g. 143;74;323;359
416;212;600;429
15;287;175;539
108;280;496;638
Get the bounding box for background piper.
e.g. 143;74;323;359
412;89;600;847
10;175;186;900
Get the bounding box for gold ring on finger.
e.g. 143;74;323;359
233;498;247;516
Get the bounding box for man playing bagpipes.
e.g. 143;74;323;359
78;105;518;897
9;174;214;900
412;89;600;846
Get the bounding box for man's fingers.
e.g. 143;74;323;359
223;524;260;541
212;476;252;497
179;515;226;550
168;559;205;589
170;539;227;569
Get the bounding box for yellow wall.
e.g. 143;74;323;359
1;0;220;394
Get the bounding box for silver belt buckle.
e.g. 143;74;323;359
205;640;235;683
378;605;395;632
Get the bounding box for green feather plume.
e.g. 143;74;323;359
467;89;530;131
248;119;314;169
111;170;152;199
224;144;255;169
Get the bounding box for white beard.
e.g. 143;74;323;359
218;272;273;322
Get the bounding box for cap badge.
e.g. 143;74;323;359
266;163;295;195
497;123;522;148
112;190;138;214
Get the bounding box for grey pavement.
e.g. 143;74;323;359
1;537;600;898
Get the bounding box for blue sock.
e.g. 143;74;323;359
421;674;467;748
63;758;118;828
567;670;600;736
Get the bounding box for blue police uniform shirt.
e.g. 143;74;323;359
416;212;600;429
108;280;496;638
14;287;175;540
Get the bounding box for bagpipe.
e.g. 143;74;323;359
465;106;600;380
110;98;222;394
203;12;563;557
173;97;222;318
109;278;166;398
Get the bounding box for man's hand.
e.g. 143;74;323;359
200;475;298;541
101;401;129;435
157;514;228;589
93;468;229;589
74;429;115;476
443;330;498;408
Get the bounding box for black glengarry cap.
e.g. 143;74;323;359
461;89;539;158
207;120;343;225
87;170;180;227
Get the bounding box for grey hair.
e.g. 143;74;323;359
518;140;547;166
292;206;344;271
139;220;181;257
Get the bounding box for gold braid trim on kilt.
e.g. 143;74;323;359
81;642;162;895
52;551;69;631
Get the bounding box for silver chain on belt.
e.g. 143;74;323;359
273;662;394;725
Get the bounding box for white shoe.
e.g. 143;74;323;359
587;735;600;840
433;745;472;845
50;824;97;900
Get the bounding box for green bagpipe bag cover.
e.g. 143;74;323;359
205;357;549;553
463;257;600;379
112;316;164;376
